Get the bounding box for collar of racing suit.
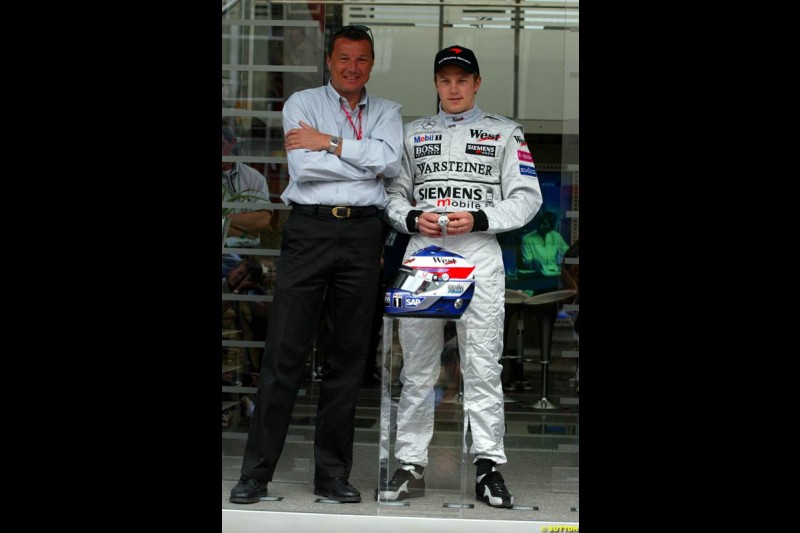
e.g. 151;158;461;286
438;104;482;127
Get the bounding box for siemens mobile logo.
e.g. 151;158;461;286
422;185;485;209
419;185;484;201
413;134;442;143
520;165;538;177
414;144;441;158
466;144;496;157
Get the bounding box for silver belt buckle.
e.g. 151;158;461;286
332;206;351;219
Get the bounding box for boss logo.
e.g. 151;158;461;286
414;144;441;158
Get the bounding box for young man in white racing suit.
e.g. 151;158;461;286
380;45;543;508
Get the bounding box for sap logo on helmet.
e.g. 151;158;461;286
405;297;424;307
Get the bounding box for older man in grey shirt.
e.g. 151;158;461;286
230;24;403;505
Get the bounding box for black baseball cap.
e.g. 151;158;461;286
434;45;480;75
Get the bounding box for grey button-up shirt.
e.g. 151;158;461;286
280;82;404;208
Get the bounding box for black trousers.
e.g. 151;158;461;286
240;207;384;482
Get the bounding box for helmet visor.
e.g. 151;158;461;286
389;266;436;293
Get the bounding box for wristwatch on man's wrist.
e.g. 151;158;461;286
414;215;420;230
328;136;340;154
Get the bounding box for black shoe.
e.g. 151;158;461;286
314;478;361;503
476;471;514;508
229;478;268;504
375;465;425;501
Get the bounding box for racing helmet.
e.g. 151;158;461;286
384;245;475;318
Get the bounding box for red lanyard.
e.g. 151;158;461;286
341;103;363;140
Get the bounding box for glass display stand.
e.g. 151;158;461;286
377;316;472;514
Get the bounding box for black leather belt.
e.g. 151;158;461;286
291;204;380;219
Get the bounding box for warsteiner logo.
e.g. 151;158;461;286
416;161;493;176
414;144;441;158
466;143;496;157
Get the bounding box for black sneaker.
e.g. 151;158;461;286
230;478;268;504
475;471;514;508
375;465;425;501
